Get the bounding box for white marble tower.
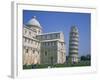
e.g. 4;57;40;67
69;26;79;63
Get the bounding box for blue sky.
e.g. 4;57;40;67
23;10;91;56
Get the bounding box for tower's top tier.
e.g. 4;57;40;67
70;25;78;33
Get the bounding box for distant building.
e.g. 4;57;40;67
68;26;79;63
23;16;66;65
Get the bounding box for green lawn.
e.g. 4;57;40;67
23;61;90;69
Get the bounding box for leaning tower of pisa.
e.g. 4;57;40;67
69;26;79;63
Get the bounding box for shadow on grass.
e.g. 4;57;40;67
23;61;91;69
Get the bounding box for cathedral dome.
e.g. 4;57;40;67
26;16;41;28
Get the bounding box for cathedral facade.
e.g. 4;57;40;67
23;16;66;65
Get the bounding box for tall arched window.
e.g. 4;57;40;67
26;49;28;53
45;51;47;56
